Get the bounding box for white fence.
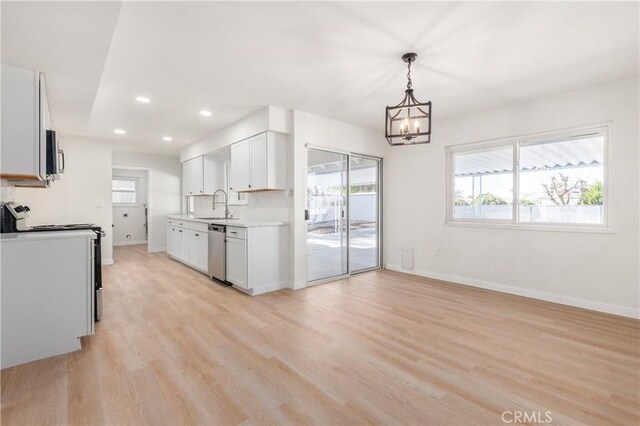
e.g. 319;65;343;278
309;193;377;228
454;205;604;223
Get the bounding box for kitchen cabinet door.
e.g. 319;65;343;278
176;228;189;263
183;157;204;196
249;133;267;190
230;139;250;192
188;229;208;272
167;226;177;257
1;65;47;181
202;154;218;195
226;237;247;288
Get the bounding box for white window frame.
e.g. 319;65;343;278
112;176;140;206
445;124;611;233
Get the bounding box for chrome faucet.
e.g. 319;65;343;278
212;189;231;219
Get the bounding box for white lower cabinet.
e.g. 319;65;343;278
176;228;189;263
167;220;208;273
167;224;177;257
188;229;208;272
226;235;247;288
167;218;288;294
1;231;95;368
225;225;288;294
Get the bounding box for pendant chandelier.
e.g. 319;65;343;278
385;52;432;146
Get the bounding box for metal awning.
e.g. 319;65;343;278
454;136;604;177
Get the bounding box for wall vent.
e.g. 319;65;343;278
401;248;414;271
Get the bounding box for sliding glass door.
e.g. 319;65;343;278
349;155;382;273
306;149;349;282
306;148;382;282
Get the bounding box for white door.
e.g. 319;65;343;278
230;139;250;192
249;134;267;190
202;154;218;195
226;237;247;288
176;228;189;262
167;226;176;256
189;230;208;272
183;157;203;196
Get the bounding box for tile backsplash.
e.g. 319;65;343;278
1;180;16;203
192;190;291;222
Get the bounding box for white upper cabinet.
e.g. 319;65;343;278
230;132;286;192
1;65;50;182
183;154;220;196
202;154;218;195
230;139;251;192
249;134;268;190
183;156;204;196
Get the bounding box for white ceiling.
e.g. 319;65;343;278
2;2;638;155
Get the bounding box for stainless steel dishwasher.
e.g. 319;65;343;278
208;224;226;282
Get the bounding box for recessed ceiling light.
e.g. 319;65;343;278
135;96;150;103
200;110;212;117
162;136;173;142
114;129;126;134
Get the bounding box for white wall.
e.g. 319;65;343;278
291;110;387;287
112;168;148;245
180;106;290;162
112;151;181;253
13;135;114;263
384;77;640;318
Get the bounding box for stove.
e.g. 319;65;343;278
1;202;105;321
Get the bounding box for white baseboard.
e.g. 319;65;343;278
102;259;113;265
385;263;639;319
113;240;147;246
290;280;307;290
244;282;285;296
148;246;166;253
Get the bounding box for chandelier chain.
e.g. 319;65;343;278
406;60;413;89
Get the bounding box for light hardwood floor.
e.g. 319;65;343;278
2;244;639;425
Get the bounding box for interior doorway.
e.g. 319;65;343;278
306;148;382;283
112;168;149;248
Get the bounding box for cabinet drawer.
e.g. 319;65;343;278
226;226;246;240
187;221;209;233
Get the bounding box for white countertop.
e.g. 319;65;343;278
168;215;288;227
0;230;97;242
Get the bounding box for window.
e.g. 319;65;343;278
112;177;139;205
447;126;607;228
453;146;513;220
